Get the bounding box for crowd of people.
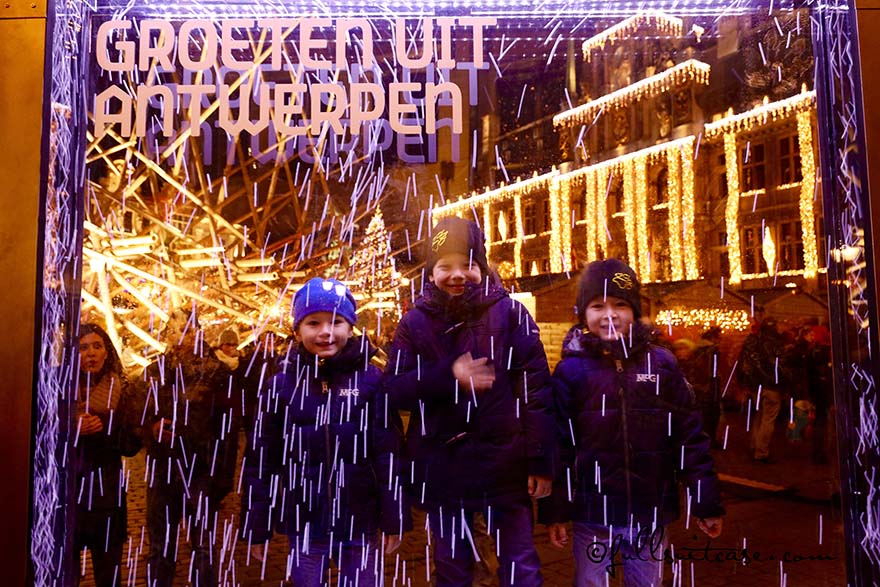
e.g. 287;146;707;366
71;216;833;587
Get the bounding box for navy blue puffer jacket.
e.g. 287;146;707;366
240;337;409;544
385;278;556;510
540;324;724;527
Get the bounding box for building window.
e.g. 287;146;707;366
541;258;551;273
540;197;551;232
742;225;768;274
715;153;728;199
739;142;765;192
610;183;624;214
507;208;517;238
524;202;536;235
779;135;803;184
573;187;586;222
779;220;804;271
654;169;668;205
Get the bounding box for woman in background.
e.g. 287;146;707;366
74;323;141;587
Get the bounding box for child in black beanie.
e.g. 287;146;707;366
541;258;724;587
386;216;557;586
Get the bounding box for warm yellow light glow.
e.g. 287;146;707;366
596;167;609;258
484;204;493;260
680;139;698;280
763;226;777;276
797;110;819;280
554;60;710;129
667;147;684;280
109;234;157;248
497;210;508;241
585;173;598;261
623;159;638;274
235;257;276;268
634;158;649;281
704;87;816;139
549;177;572;272
514;194;524;277
432;171;558;219
179;257;223;269
723;132;743;284
123;319;167;354
655;308;750;331
582;11;683;61
176;246;226;256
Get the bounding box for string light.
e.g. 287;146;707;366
655;308;750;331
581;11;684;61
797;110;818;280
667;146;683;280
585;172;598;261
484;204;493;261
723;132;743;284
704;86;816;139
680;139;698;279
635;158;649;280
432;170;558;219
549;177;572;272
514;193;524;277
554;60;711;129
596;167;609;258
623;159;638;274
763;226;777;276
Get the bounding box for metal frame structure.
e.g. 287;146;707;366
28;0;879;584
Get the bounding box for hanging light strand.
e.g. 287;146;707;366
555;59;711;128
582;11;684;61
797;110;819;280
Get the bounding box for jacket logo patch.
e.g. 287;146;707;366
636;373;657;383
432;230;449;251
612;272;634;290
339;388;360;397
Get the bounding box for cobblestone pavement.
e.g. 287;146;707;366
78;408;846;587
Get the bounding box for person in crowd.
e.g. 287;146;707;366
240;277;409;587
74;323;142;587
737;313;793;463
677;326;725;447
140;309;237;587
541;259;724;587
385;216;557;587
790;323;834;462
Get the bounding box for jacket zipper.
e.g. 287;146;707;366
321;377;333;529
615;358;633;523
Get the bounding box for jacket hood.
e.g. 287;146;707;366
416;273;508;323
561;320;656;362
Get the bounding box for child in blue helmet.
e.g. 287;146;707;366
240;277;410;587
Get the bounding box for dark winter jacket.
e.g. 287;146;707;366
140;345;239;501
540;324;724;527
240;337;409;543
385;278;556;510
74;373;141;547
737;324;792;390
